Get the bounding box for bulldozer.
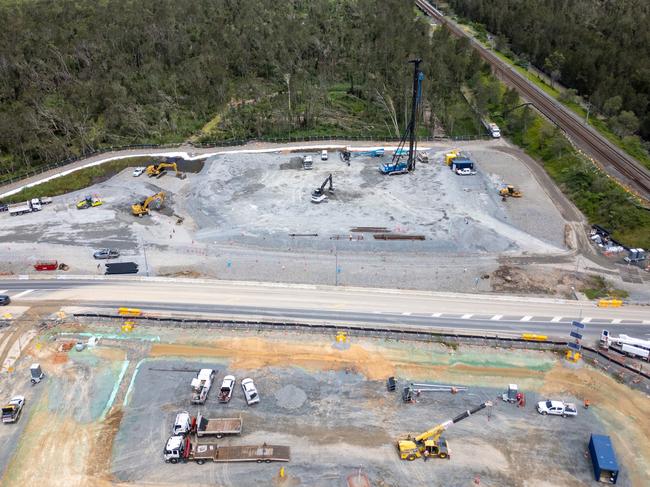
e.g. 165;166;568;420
397;401;491;461
498;185;523;198
146;162;185;179
131;192;165;217
76;195;102;209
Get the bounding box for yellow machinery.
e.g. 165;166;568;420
146;162;184;178
397;401;491;461
76;195;102;209
131;192;165;216
444;149;460;166
498;185;523;198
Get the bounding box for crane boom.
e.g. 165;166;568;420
415;402;490;442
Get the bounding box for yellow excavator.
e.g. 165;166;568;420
131;192;165;216
146;162;185;179
444;149;460;166
397;401;492;461
498;185;523;198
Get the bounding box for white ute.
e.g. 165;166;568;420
241;378;260;405
191;369;215;405
536;400;577;417
218;375;236;403
2;396;25;423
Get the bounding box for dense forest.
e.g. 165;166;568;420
448;0;650;142
0;0;482;176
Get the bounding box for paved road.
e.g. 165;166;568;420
1;278;648;340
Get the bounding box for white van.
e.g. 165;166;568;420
321;150;328;160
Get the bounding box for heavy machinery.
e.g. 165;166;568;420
498;185;522;198
311;174;334;203
76;195;102;209
340;147;385;165
131;192;165;216
445;149;460;166
146;162;185;179
380;59;424;175
397;401;492;461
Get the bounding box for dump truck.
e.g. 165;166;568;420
194;413;242;438
163;436;290;464
191;369;215;405
2;396;25;423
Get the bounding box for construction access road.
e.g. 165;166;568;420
2;278;648;341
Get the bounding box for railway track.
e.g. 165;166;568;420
415;0;650;202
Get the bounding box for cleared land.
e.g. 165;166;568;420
0;323;648;486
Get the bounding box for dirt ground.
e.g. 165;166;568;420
1;323;648;487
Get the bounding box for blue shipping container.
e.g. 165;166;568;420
589;434;619;484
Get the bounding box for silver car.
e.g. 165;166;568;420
93;248;120;260
241;378;260;405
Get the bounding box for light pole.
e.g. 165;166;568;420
141;235;150;276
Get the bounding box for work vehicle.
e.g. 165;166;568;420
173;411;192;435
397;401;492;461
311;174;334;204
488;123;501;138
8;197;51;216
218;375;236;403
0;295;10;306
0;203;8;212
302;155;313;170
445;149;460;166
241;378;260;405
132;191;165;216
132;167;145;177
624;248;646;264
536;400;577;417
195;413;243;438
93;248;120;260
30;363;44;384
455;167;476;176
416;152;429;163
402;383;467;402
340;147;385;164
191;369;215;405
2;396;25;423
146;162;184;178
381;60;423;175
321;150;328;160
498;185;522;198
600;330;650;361
76;195;102;210
164;436;290;464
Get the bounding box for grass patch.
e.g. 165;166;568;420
580;275;629;300
0;157;152;204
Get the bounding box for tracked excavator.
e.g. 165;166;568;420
311;174;334;203
397;401;492;461
131;192;165;216
146;162;185;179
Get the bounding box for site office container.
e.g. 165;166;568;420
588;434;619;484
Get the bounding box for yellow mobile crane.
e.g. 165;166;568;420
397;401;492;461
146;162;184;178
131;192;165;216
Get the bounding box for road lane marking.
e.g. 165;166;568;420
431;313;442;318
461;314;473;319
520;316;532;322
11;289;34;299
551;316;562;322
0;290;7;294
611;319;622;324
402;312;411;316
582;317;592;323
490;315;503;321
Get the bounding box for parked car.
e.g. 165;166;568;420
321;150;328;160
218;375;236;403
0;295;10;306
132;167;146;177
0;203;8;212
93;248;120;260
241;378;260;405
536;400;577;417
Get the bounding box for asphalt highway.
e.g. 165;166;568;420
1;277;648;340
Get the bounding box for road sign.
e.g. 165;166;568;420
567;342;582;351
572;321;585;329
569;331;583;340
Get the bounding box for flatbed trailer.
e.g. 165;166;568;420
164;435;290;464
195;413;242;438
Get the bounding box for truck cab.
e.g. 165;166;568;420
2;396;25;423
173;411;191;435
163;435;186;463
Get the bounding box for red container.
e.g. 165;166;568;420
34;260;58;271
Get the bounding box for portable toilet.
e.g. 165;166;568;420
30;363;44;384
502;384;518;403
589;434;619;484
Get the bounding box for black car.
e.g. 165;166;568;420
0;295;10;306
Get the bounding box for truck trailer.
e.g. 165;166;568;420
8;197;52;216
164;436;290;464
195;413;242;438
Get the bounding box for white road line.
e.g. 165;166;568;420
461;314;473;319
643;320;650;325
551;316;562;323
611;319;622;324
581;317;592;323
0;290;7;294
11;289;34;299
520;316;532;322
402;312;411;316
431;313;442;318
490;315;503;321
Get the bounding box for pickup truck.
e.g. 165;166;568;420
164;436;290;464
536;400;577;417
2;396;25;423
191;369;215;405
218;375;236;403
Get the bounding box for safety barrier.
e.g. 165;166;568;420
597;299;623;308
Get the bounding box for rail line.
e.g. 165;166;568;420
415;0;650;201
